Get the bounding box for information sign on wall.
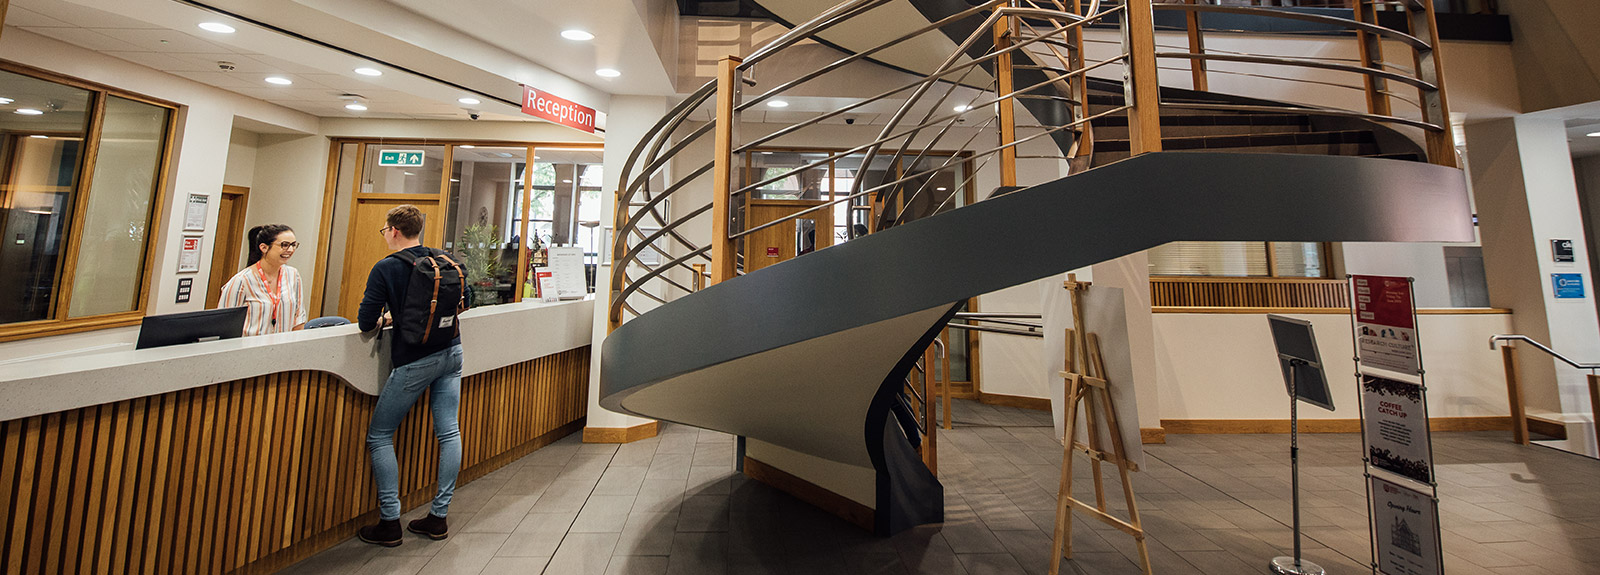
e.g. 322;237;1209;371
1553;239;1575;263
1352;275;1419;375
521;86;596;133
1553;273;1585;299
1361;374;1433;485
1369;476;1442;575
378;150;426;167
177;236;202;273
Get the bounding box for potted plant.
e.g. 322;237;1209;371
460;223;502;305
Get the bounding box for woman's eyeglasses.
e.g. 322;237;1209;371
276;241;300;250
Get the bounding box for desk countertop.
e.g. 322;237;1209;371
0;298;595;421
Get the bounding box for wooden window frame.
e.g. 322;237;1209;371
0;60;180;343
314;138;603;317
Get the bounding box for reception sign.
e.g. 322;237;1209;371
1352;275;1419;375
1361;375;1432;485
522;86;596;133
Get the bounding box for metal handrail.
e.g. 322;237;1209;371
1150;3;1430;49
1490;335;1600;373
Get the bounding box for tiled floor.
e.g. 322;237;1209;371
282;400;1600;574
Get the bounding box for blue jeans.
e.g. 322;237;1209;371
367;344;463;521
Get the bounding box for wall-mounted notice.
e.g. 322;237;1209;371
1370;476;1442;575
1553;239;1575;263
1352;275;1419;375
546;246;587;300
1553;273;1585;299
177;236;202;273
184;193;208;231
1362;375;1432;485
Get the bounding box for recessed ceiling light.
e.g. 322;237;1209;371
953;105;971;112
761;151;773;155
767;100;789;108
265;76;292;85
29;135;47;139
198;22;236;34
458;97;481;105
596;68;621;78
0;98;13;104
561;30;594;41
403;171;415;176
936;187;947;191
345;102;367;111
15;109;42;116
1589;132;1600;138
450;178;460;182
354;67;383;77
460;145;476;149
562;179;573;183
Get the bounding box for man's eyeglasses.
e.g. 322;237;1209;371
378;225;393;235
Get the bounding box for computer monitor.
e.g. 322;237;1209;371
135;306;249;350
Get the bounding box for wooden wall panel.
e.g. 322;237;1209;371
1150;277;1349;308
0;346;590;575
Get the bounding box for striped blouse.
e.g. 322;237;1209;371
218;264;308;336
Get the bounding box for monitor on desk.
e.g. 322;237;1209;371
135;306;248;350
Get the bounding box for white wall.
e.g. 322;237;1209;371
225;127;259;189
1340;243;1453;308
1154;312;1514;421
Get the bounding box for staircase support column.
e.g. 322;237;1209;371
995;11;1018;188
1122;0;1163;154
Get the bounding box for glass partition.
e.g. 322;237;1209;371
361;145;445;195
68;96;169;317
446;145;526;306
530;149;603;291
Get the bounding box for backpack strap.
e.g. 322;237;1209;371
432;253;469;312
387;248;423;265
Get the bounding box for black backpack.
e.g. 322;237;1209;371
387;248;468;347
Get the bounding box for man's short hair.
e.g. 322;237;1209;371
387;205;424;238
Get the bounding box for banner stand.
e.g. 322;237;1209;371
1349;275;1444;575
1266;315;1336;575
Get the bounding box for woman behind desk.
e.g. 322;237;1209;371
219;224;308;335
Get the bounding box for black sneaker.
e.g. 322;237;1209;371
357;519;402;547
408;513;449;540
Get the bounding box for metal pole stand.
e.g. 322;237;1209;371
1271;359;1326;575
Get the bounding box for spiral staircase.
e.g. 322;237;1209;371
599;0;1473;536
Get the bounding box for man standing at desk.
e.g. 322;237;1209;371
356;204;466;546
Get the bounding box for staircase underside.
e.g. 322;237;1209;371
600;152;1473;533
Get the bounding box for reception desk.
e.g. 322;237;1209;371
0;298;595;575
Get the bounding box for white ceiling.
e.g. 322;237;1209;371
6;0;683;127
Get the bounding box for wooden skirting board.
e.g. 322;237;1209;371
742;456;875;533
1140;428;1166;444
931;381;978;400
1162;416;1512;435
0;347;591;575
1527;416;1569;440
583;421;660;443
977;392;1050;411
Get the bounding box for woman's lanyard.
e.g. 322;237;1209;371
253;263;283;327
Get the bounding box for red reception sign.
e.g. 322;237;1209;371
1352;275;1419;375
521;86;596;133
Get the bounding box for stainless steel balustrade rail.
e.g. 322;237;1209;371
1490;335;1600;373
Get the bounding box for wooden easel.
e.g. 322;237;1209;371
1048;276;1153;575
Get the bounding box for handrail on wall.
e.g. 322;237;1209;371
1489;334;1600;449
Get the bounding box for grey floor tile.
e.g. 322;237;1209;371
956;553;1029;575
531;479;597;514
349;554;433;575
547;532;621;575
606;554;671;575
573;495;639;533
478;556;550;575
676;494;731;532
617;512;680;556
461;493;542;533
595;465;650;496
496;512;577;557
418;532;509;575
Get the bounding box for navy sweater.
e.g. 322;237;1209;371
358;245;462;368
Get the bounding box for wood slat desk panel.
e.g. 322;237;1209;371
0;346;589;575
1150;277;1349;308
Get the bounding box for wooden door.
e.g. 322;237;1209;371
206;186;249;308
742;199;833;275
337;197;441;319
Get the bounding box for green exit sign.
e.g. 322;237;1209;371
379;150;426;167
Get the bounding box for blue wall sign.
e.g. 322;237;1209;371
1553;273;1585;299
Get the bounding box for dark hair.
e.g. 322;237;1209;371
386;205;424;238
247;224;293;266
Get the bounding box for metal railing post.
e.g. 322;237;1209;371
1123;0;1163;154
710;56;742;286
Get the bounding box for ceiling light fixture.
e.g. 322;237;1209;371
953;105;971;112
198;22;236;34
345;102;367;111
403;171;415;176
0;98;13;104
561;30;595;41
29;135;47;139
1589;131;1600;138
15;109;43;115
458;97;481;105
562;179;573;183
767;100;789;108
265;76;292;85
354;67;383;77
936;187;947;191
450;178;460;182
596;68;621;78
